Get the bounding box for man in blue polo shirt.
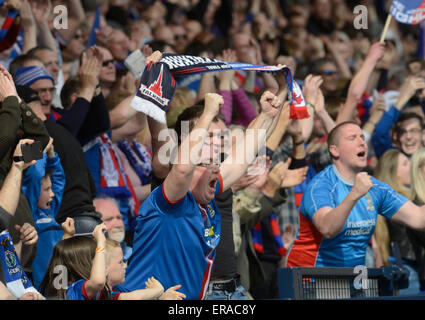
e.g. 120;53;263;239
287;121;425;268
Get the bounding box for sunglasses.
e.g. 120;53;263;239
102;59;115;67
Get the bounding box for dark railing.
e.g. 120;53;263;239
277;265;414;300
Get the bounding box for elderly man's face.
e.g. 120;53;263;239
108;31;130;61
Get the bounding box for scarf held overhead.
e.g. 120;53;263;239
130;53;307;124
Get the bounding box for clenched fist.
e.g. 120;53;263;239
351;172;373;200
204;93;224;118
260;91;282;118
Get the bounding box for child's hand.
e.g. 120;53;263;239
61;217;75;239
92;223;107;245
145;276;164;291
159;284;186;300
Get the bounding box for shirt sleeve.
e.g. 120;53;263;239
301;176;337;221
66;279;90;300
374;179;408;219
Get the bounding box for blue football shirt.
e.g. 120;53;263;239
287;165;408;267
116;174;223;300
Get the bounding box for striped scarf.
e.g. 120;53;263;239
252;214;287;257
117;139;152;186
0;1;20;52
98;134;140;218
0;230;39;298
131;53;308;126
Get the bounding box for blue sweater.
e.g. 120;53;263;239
22;153;66;289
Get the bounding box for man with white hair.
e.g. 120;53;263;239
93;196;132;262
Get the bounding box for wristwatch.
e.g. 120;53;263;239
13;156;24;162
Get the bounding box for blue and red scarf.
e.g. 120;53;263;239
98;134;141;218
131;53;308;125
252;214;287;257
0;1;20;52
117;139;152;186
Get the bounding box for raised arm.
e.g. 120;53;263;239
31;0;58;53
20;0;37;53
54;0;85;43
300;75;323;142
85;223;107;299
362;93;386;138
163;93;224;202
336;42;385;124
0;140;36;217
220;90;283;191
314;88;336;133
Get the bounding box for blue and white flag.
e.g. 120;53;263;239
0;230;39;298
390;0;425;25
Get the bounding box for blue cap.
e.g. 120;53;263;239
14;66;55;87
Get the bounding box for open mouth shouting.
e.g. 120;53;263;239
209;178;218;192
357;150;366;158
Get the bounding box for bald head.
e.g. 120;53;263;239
107;29;130;61
327;121;359;159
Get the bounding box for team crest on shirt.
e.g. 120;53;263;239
365;195;375;211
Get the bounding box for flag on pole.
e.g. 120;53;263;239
88;6;101;47
389;0;425;24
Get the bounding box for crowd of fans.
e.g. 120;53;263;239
0;0;425;300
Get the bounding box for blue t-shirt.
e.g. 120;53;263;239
287;164;408;267
116;175;223;300
66;279;121;300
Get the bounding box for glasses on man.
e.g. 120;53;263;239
102;59;115;67
196;162;221;169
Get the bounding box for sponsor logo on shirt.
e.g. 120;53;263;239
344;219;376;237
